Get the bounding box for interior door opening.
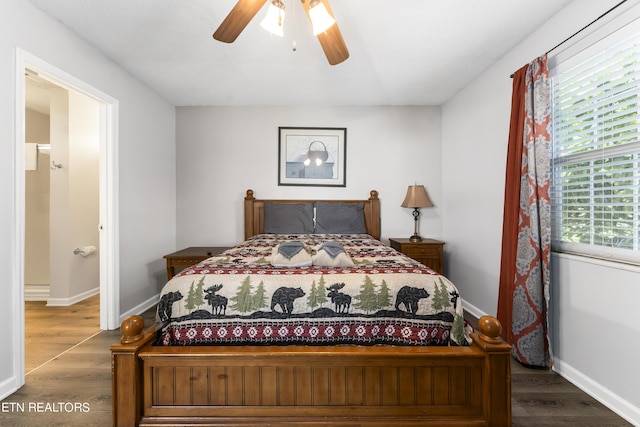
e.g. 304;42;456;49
13;48;120;393
24;72;102;374
24;72;101;308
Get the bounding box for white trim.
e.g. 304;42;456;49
9;48;120;399
9;46;27;402
24;284;50;301
0;376;22;401
119;293;159;324
549;1;640;72
99;97;120;330
552;251;640;273
46;287;99;307
553;358;640;426
548;7;640;271
461;298;488;321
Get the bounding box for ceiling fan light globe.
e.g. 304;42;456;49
309;2;335;35
260;1;285;36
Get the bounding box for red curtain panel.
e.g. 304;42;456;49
497;55;552;367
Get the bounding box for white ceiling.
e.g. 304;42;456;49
27;0;574;107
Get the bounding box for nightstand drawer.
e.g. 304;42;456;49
400;245;441;257
170;257;207;267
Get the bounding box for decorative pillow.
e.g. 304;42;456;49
315;202;366;234
312;242;355;267
271;241;312;267
264;202;314;234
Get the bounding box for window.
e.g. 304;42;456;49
551;31;640;264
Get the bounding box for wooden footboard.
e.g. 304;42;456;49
112;316;511;427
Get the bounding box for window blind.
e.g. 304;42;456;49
551;31;640;264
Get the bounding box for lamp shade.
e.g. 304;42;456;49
401;185;433;208
260;0;285;36
308;0;336;35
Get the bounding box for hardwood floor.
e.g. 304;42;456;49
1;296;155;426
510;359;632;426
24;295;102;374
0;305;633;426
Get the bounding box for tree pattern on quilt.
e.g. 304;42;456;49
161;274;461;323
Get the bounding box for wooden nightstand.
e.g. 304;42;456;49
163;246;232;280
389;238;445;274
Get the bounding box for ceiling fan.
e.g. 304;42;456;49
213;0;349;65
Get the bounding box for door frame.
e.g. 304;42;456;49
13;48;120;385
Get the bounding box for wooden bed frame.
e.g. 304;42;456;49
111;189;511;427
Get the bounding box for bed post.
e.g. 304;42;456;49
244;189;255;240
368;190;381;240
111;315;155;427
472;315;512;427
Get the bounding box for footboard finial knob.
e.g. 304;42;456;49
120;315;145;344
477;316;503;344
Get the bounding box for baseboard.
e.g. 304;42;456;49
0;375;20;401
119;293;159;325
553;358;640;426
24;284;50;301
461;298;488;320
46;287;99;307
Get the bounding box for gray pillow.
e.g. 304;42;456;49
315;201;366;234
263;202;314;234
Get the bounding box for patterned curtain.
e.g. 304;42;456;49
497;55;552;367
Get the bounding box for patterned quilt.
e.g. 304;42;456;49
156;234;470;346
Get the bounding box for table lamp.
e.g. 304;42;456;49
401;184;433;242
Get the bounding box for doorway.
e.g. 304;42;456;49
23;72;102;374
25;73;101;306
13;48;120;388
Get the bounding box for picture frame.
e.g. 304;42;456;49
278;127;347;187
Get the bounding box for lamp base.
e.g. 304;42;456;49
409;208;422;242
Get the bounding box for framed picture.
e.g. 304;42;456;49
278;127;347;187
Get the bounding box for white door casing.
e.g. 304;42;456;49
13;47;120;390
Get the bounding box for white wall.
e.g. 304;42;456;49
30;88;101;305
442;0;640;424
65;91;100;301
0;0;176;400
48;88;72;302
175;106;442;247
24;109;50;289
46;90;101;305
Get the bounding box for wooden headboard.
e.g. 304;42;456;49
244;189;381;241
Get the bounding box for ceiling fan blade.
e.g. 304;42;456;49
213;0;267;43
316;24;349;65
301;0;349;65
